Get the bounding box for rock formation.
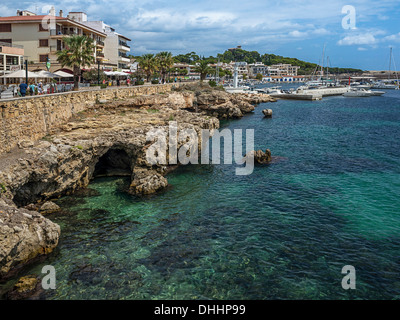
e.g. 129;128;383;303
262;109;273;117
245;149;272;164
5;274;44;300
0;198;60;280
0;84;275;281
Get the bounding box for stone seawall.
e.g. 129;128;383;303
0;83;187;154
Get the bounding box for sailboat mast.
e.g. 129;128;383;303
326;56;330;79
320;44;325;81
389;47;392;80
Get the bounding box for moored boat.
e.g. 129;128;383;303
343;88;373;97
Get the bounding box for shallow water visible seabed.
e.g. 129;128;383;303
2;87;400;299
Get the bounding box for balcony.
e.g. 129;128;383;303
0;64;22;71
118;52;130;62
118;41;130;52
96;52;105;58
96;40;105;47
50;29;80;38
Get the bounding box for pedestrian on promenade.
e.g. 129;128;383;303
29;82;36;96
38;82;43;95
19;82;28;97
127;78;131;86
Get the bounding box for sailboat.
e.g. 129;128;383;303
372;47;399;90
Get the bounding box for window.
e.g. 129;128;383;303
39;39;49;47
0;24;12;32
0;39;12;45
39;24;48;32
39;54;48;62
6;56;18;65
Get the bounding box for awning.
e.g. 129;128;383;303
35;70;62;78
0;70;41;78
54;70;74;78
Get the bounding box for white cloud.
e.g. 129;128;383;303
383;33;400;42
338;33;377;46
288;30;308;38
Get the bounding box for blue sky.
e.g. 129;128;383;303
1;0;400;70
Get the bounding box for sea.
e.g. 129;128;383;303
2;84;400;300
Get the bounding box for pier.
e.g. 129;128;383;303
271;86;349;101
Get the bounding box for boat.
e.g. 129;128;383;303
372;47;400;90
343;88;373;97
372;82;397;89
370;90;385;96
256;86;283;94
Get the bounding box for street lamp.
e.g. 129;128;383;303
97;59;101;85
25;59;28;85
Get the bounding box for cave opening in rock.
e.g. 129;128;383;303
13;181;58;207
93;148;132;178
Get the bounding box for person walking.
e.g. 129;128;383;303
38;82;43;95
19;82;28;97
29;82;36;96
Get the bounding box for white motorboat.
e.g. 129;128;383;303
343;88;373;97
256;86;283;94
372;82;397;90
370;90;385;96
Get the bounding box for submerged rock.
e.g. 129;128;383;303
5;275;44;300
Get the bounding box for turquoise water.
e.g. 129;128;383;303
3;89;400;299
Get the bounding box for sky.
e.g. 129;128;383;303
1;0;400;70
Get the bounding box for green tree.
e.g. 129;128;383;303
193;60;213;82
83;69;107;83
256;73;263;80
56;35;96;90
137;54;158;82
156;51;174;83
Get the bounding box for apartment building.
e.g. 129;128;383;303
76;17;131;72
268;63;300;76
248;62;268;77
0;8;107;72
225;61;249;75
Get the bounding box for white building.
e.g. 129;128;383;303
72;14;131;72
248;62;268;77
268;63;300;76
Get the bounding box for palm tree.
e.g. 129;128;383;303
156;51;174;83
137;54;158;82
56;35;95;91
193;60;213;82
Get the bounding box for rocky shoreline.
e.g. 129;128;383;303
0;83;276;284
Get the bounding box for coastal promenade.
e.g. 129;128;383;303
0;82;194;155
